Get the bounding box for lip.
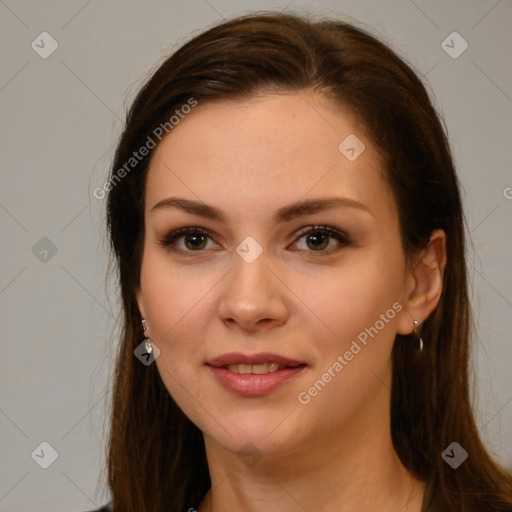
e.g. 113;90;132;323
207;352;305;368
206;352;307;397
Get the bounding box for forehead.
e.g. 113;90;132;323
145;92;394;222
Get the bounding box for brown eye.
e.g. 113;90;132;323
305;231;329;251
159;227;216;255
292;225;352;256
158;225;351;258
183;232;208;250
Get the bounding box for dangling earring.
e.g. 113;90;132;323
413;320;424;352
141;319;153;354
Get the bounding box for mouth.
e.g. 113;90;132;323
224;362;289;374
206;352;307;396
207;352;306;371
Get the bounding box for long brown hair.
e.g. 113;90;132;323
103;11;512;512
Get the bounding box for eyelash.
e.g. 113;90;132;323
158;225;352;257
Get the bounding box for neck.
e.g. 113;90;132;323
198;412;425;512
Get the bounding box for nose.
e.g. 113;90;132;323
217;247;289;334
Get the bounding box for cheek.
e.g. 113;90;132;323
292;266;402;431
139;249;215;342
138;251;217;404
295;250;405;350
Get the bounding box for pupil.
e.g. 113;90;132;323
186;234;206;249
308;233;327;250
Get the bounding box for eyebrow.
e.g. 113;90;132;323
150;196;371;224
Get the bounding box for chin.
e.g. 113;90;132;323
203;409;307;458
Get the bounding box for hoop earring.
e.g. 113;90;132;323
413;320;424;352
141;319;153;354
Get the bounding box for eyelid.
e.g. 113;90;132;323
158;224;352;256
158;226;217;255
294;225;351;243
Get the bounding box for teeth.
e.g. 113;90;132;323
251;363;268;375
268;362;280;372
239;364;253;374
227;362;282;374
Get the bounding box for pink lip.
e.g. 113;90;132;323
207;366;305;397
206;352;306;397
207;352;305;368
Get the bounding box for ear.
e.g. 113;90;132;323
396;229;447;335
136;287;146;320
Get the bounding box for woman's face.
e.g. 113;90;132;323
137;91;414;459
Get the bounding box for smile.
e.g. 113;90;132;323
226;362;281;374
206;352;307;396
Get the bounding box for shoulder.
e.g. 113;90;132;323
84;505;111;512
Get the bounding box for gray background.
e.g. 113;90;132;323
1;1;511;511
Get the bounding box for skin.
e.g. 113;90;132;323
136;91;447;512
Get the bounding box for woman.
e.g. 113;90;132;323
93;11;512;512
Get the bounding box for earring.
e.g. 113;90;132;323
413;320;424;352
141;319;153;354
